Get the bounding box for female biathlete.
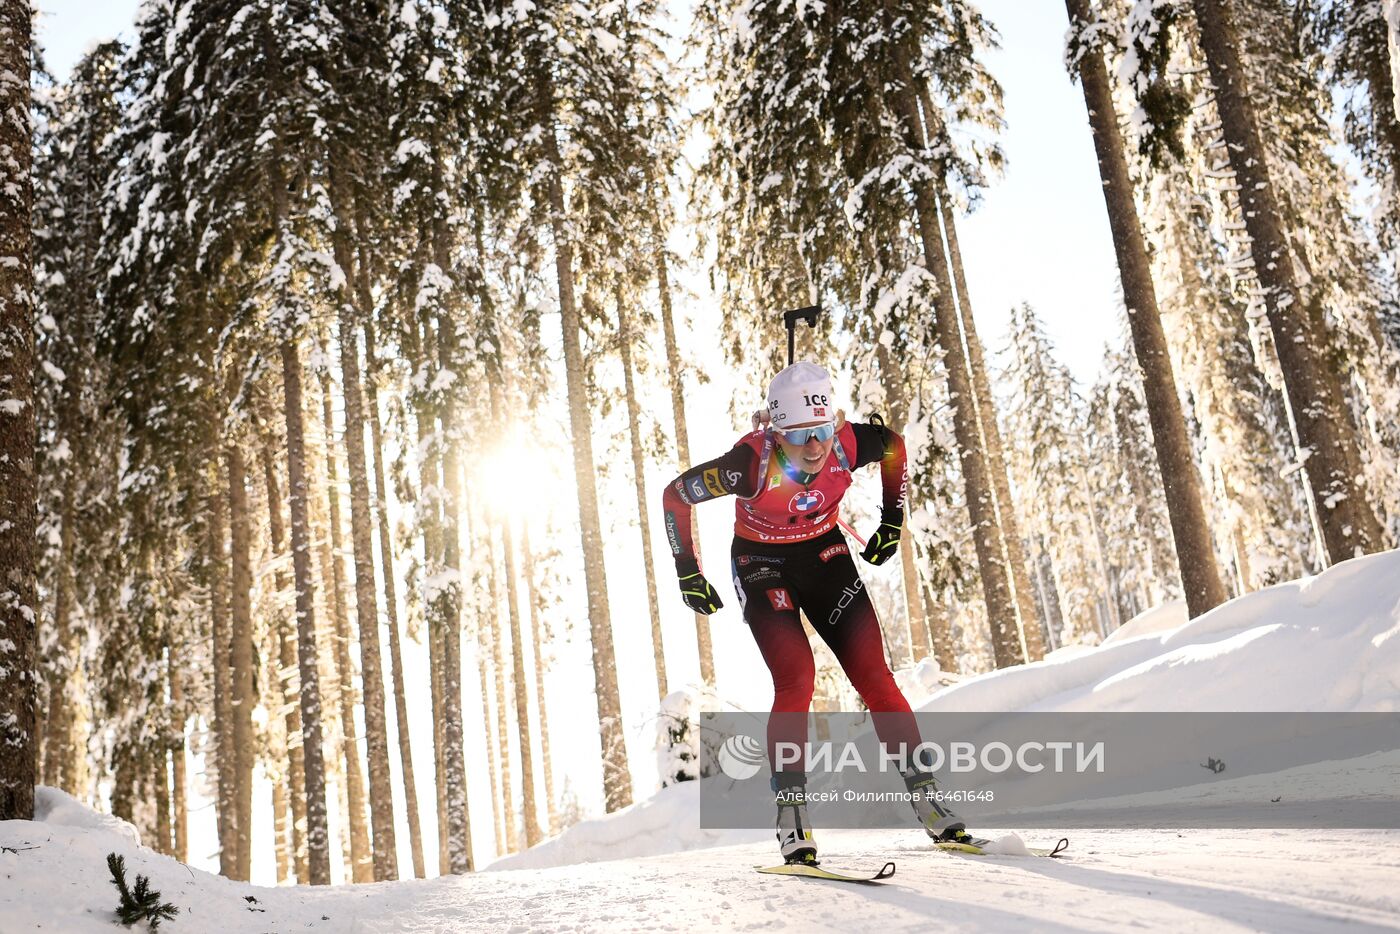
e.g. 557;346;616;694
661;362;972;864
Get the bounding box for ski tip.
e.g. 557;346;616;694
875;861;896;880
1050;838;1070;858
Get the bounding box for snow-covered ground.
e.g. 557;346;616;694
4;550;1399;932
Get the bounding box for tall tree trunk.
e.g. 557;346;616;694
169;653;188;863
889;60;1021;669
428;178;474;871
43;476;78;790
281;338;332;885
208;462;235;876
614;290;668;699
935;191;1046;660
329;173;397;881
226;443;256;881
536;66;632;810
1065;0;1230;617
653;223;715;686
260;433;309;883
311;398;350;879
1189;0;1386;563
501;517;542;848
272;765;290;883
898;542;930;661
361;314;426;879
0;0;35;823
265;611;289;884
429;595;448;871
521;524;558;835
913;537;957;672
482;526;517;854
405;240;471;873
1361;7;1400;203
406;295;452;873
261;12;329;880
1032;541;1064;652
153;750;172;856
317;370;373;883
479;608;504;850
467;493;505;854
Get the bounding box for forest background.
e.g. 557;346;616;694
5;0;1397;891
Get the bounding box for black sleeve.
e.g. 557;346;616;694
661;444;761;565
851;421;888;470
670;444;761;504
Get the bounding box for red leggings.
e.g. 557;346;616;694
731;529;922;774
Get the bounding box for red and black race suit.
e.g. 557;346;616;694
731;527;921;773
661;420;908;562
661;420;920;774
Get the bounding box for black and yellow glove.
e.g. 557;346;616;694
676;558;723;614
860;507;903;566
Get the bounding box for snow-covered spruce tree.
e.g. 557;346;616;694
94;1;254;869
0;0;36;822
1133;133;1317;589
308;0;400;880
167;0;336;884
641;42;716;690
1085;372;1154;619
1313;1;1400;277
1121;0;1400;553
479;0;636;812
351;192;429;879
1101;3;1314;586
479;274;544;849
693;0;1026;667
385;0;478;870
1063;0;1228;619
1001;305;1115;644
32;40;126;799
902;1;1047;663
1230;0;1400;547
561;0;680;704
691;0;851;380
1185;0;1388;562
939;193;1046;662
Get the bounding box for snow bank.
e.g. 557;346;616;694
922;550;1400;714
1;793;346;933
33;786;142;845
1101;598;1187;645
892;654;955;708
487;781;767;871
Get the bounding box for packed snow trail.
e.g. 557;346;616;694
3;815;1399;932
5;550;1400;931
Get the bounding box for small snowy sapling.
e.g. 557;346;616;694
106;852;179;930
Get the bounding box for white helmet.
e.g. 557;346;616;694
767;362;835;427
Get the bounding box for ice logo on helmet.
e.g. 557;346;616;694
790;490;824;513
717;733;765;780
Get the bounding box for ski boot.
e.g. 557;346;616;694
773;771;817;864
903;769;974;845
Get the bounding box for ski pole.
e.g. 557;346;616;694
837;516;867;548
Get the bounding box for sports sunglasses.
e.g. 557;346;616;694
772;423;836;445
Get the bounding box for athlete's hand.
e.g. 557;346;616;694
676;558;724;614
861;507;903;566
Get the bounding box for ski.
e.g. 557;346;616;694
934;836;1070;858
755;860;897;883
